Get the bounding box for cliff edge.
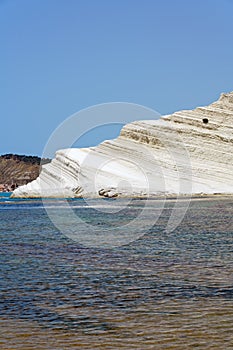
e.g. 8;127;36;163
12;92;233;198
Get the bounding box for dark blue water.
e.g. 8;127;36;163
0;193;233;349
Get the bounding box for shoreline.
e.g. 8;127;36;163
9;192;233;200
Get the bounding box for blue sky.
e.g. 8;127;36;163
1;0;233;156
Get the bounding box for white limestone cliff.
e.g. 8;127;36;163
12;92;233;198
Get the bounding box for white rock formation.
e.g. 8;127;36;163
12;92;233;198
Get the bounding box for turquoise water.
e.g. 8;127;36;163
0;193;233;349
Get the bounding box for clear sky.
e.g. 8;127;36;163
1;0;233;156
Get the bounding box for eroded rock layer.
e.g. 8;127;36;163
12;92;233;198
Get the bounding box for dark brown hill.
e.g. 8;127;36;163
0;154;50;191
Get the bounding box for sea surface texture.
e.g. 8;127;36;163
0;193;233;349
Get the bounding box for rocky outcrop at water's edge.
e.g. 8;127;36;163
12;92;233;198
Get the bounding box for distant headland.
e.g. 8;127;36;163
0;154;50;192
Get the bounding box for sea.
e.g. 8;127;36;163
0;192;233;349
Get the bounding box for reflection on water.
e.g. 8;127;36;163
0;195;233;349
